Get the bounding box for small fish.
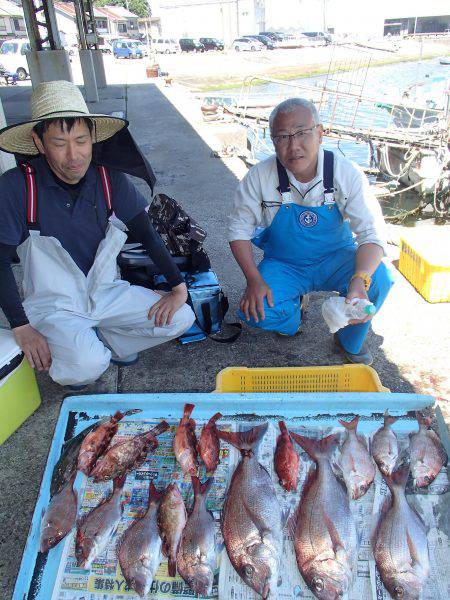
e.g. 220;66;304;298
409;412;448;488
174;403;198;476
198;412;222;474
218;423;282;599
274;421;299;491
157;482;187;577
338;415;375;500
291;432;358;600
78;409;140;475
118;482;164;597
40;474;78;553
177;476;216;596
75;475;126;569
373;462;430;599
90;421;169;482
371;411;399;476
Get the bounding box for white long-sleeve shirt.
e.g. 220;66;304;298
227;148;388;254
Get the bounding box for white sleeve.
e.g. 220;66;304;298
342;163;389;255
227;166;264;242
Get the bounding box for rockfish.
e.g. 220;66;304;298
338;415;375;499
274;421;299;491
291;432;358;600
78;409;141;475
373;463;430;599
409;412;448;488
157;482;187;577
40;474;77;553
217;423;282;599
174;403;198;476
90;421;169;482
198;412;222;474
371;411;399;476
118;482;163;597
177;476;216;596
75;475;125;569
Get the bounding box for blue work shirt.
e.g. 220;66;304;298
0;155;148;275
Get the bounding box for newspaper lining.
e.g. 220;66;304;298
51;417;450;600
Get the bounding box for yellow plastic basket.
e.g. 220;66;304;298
215;365;389;393
399;228;450;303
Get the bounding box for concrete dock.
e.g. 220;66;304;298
0;81;449;599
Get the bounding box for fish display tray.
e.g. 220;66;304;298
13;392;450;600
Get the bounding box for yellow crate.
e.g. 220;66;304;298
399;228;450;303
215;365;389;393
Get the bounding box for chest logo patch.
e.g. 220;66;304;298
299;210;318;228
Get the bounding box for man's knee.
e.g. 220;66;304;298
50;344;110;386
238;297;300;334
168;303;195;337
372;262;395;297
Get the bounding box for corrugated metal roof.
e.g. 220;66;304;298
0;0;23;18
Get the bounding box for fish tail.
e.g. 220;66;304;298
123;408;142;417
416;411;432;430
208;412;222;426
216;422;268;452
168;555;177;577
191;475;213;498
151;420;170;437
278;421;288;435
148;481;164;503
183;403;195;418
338;415;359;431
383;410;399;426
112;410;125;423
113;474;127;490
290;432;339;461
384;462;410;492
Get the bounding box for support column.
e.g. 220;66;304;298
0;99;16;175
78;50;99;102
91;49;107;89
26;50;73;87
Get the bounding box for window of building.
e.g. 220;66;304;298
13;18;25;31
118;23;127;33
0;18;6;31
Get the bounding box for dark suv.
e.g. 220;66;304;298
199;37;224;51
179;38;205;52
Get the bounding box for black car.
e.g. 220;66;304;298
199;37;224;51
179;38;205;52
243;34;275;49
259;31;283;42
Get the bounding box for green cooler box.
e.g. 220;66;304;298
0;328;41;445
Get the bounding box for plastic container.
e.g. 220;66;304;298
215;365;390;393
399;228;450;303
0;329;41;445
321;297;376;333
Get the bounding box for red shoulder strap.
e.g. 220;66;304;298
98;165;113;214
20;162;38;225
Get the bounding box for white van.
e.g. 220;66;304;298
153;38;180;54
0;38;31;80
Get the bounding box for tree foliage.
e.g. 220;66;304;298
94;0;150;18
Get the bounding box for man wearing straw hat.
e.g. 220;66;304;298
0;80;194;389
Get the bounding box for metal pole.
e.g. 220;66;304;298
235;0;239;38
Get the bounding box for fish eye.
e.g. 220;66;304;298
244;565;254;577
312;576;324;591
394;585;404;598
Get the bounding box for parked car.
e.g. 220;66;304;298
259;31;284;42
243;34;275;49
179;38;205;52
232;38;264;51
98;40;112;54
112;40;143;59
303;31;332;44
199;37;224;51
0;38;31;80
128;39;149;56
153;38;180;54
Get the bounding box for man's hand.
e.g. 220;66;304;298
148;283;188;327
240;276;274;323
13;324;52;371
346;278;372;325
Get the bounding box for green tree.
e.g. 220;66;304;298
94;0;149;18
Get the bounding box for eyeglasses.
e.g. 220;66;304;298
272;125;319;146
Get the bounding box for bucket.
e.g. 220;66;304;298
146;65;159;78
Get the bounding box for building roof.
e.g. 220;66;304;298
54;2;76;19
0;0;23;18
100;5;139;20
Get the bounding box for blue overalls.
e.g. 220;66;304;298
238;150;394;355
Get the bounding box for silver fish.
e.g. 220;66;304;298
40;474;78;553
118;482;163;597
373;463;430;599
157;482;187;577
291;432;358;600
75;475;125;569
409;412;448;488
338;415;375;500
177;476;216;596
371;411;399;476
217;423;282;599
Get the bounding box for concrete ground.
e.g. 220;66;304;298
0;81;449;599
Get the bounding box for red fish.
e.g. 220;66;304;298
410;412;448;488
157;482;187;577
173;404;198;476
40;474;77;553
90;421;169;482
338;415;375;500
198;412;222;474
274;421;300;491
77;409;140;475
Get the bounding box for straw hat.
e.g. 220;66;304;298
0;80;128;155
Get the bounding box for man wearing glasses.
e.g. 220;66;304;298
228;97;394;365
